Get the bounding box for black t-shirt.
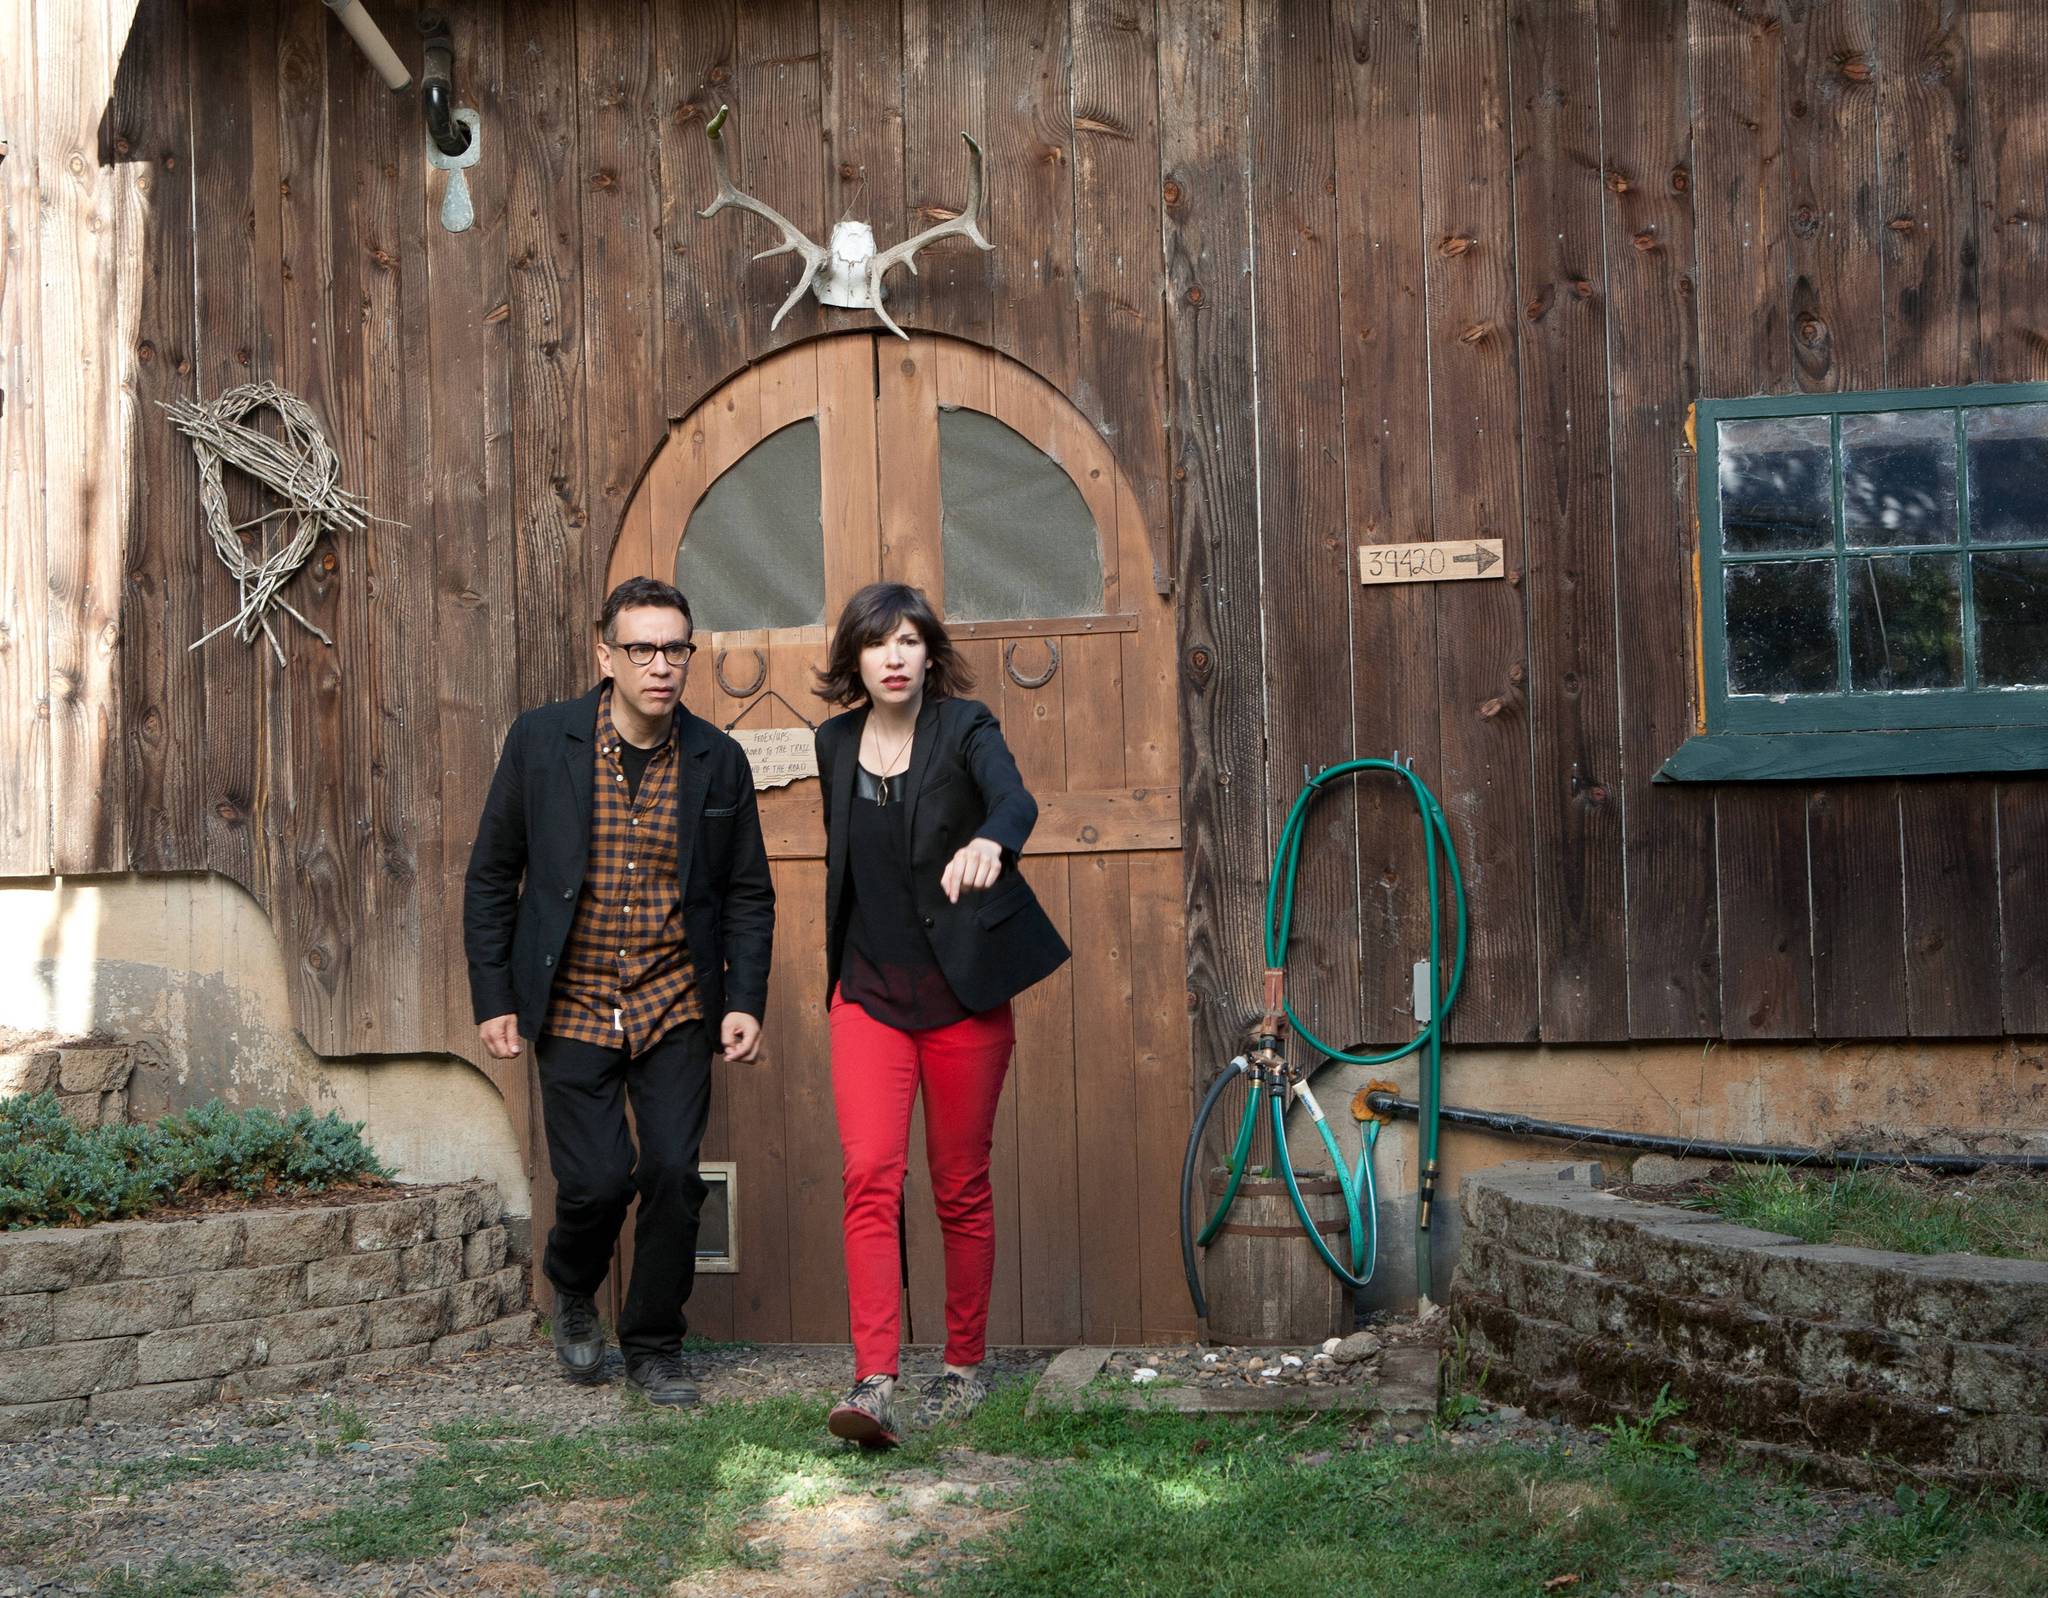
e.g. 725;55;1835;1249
618;736;658;803
841;765;973;1031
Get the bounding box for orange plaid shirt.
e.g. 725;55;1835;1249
542;685;703;1053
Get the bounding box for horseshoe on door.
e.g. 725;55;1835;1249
1003;638;1060;690
714;647;768;698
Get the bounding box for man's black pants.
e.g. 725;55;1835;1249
534;1022;712;1361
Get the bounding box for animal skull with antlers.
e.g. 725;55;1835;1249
697;105;993;340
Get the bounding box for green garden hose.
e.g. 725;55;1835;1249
1180;760;1468;1316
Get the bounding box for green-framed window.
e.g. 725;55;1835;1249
1661;383;2048;782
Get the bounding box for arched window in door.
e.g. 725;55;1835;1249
938;408;1103;621
674;418;826;633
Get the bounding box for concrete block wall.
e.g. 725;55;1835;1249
0;1183;531;1438
1452;1162;2048;1491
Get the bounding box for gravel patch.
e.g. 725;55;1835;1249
1094;1307;1444;1394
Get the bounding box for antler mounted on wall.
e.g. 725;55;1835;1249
697;105;993;340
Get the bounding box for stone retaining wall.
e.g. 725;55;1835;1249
0;1182;531;1438
1452;1161;2048;1491
0;1045;135;1129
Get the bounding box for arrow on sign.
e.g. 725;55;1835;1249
1357;537;1506;585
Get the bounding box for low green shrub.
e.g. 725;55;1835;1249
0;1092;391;1230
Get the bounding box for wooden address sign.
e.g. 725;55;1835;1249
1358;539;1505;585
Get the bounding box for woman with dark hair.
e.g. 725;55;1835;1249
813;582;1069;1447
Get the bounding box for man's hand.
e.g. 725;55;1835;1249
720;1011;763;1063
479;1014;522;1060
940;837;1005;903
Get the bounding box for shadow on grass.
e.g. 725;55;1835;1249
306;1383;2048;1598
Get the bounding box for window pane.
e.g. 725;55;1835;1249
1842;409;1956;548
675;420;827;633
1966;404;2048;545
1846;554;1962;691
1718;415;1833;553
939;409;1104;621
1725;560;1838;695
1974;549;2048;687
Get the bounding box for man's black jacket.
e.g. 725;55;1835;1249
463;685;775;1040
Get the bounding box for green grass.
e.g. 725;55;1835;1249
318;1400;369;1447
105;1441;291;1493
291;1381;2048;1598
1694;1165;2048;1260
681;1330;759;1353
94;1558;235;1598
315;1393;866;1577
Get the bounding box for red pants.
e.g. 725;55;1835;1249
830;987;1015;1376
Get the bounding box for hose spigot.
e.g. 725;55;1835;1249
1246;967;1290;1080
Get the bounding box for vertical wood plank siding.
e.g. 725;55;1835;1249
1594;0;1718;1036
1785;0;1911;1040
7;0;2041;1337
1509;0;1629;1040
0;0;51;877
1970;2;2048;1035
1420;0;1541;1042
113;0;204;877
1878;0;2005;1039
1338;0;1444;1046
1689;1;1817;1041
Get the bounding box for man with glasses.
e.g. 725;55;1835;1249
464;576;774;1405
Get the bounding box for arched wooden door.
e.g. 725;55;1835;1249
604;332;1192;1345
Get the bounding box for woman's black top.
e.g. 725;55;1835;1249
840;765;973;1031
816;696;1070;1018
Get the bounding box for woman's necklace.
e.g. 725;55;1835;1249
866;716;916;807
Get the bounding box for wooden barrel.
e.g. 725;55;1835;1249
1202;1170;1351;1346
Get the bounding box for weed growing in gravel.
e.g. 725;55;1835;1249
94;1556;235;1598
1593;1383;1696;1465
318;1401;370;1446
682;1331;760;1353
106;1442;290;1494
426;1413;548;1443
1847;1484;2048;1594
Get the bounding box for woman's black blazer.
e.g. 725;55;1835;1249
816;695;1070;1015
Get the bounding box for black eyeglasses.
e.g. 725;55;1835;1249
616;640;698;667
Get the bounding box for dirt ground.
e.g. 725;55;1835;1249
0;1323;1895;1598
0;1337;1051;1598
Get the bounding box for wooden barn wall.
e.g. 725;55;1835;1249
1170;0;2048;1074
4;0;2044;1166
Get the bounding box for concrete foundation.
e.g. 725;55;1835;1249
0;874;528;1215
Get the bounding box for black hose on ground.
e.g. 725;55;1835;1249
1180;1059;1251;1321
1361;1091;2048;1174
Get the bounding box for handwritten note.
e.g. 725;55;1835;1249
730;726;818;790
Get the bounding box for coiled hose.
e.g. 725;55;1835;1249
1181;760;1468;1317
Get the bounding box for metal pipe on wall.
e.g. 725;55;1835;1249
323;0;412;92
418;13;472;158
